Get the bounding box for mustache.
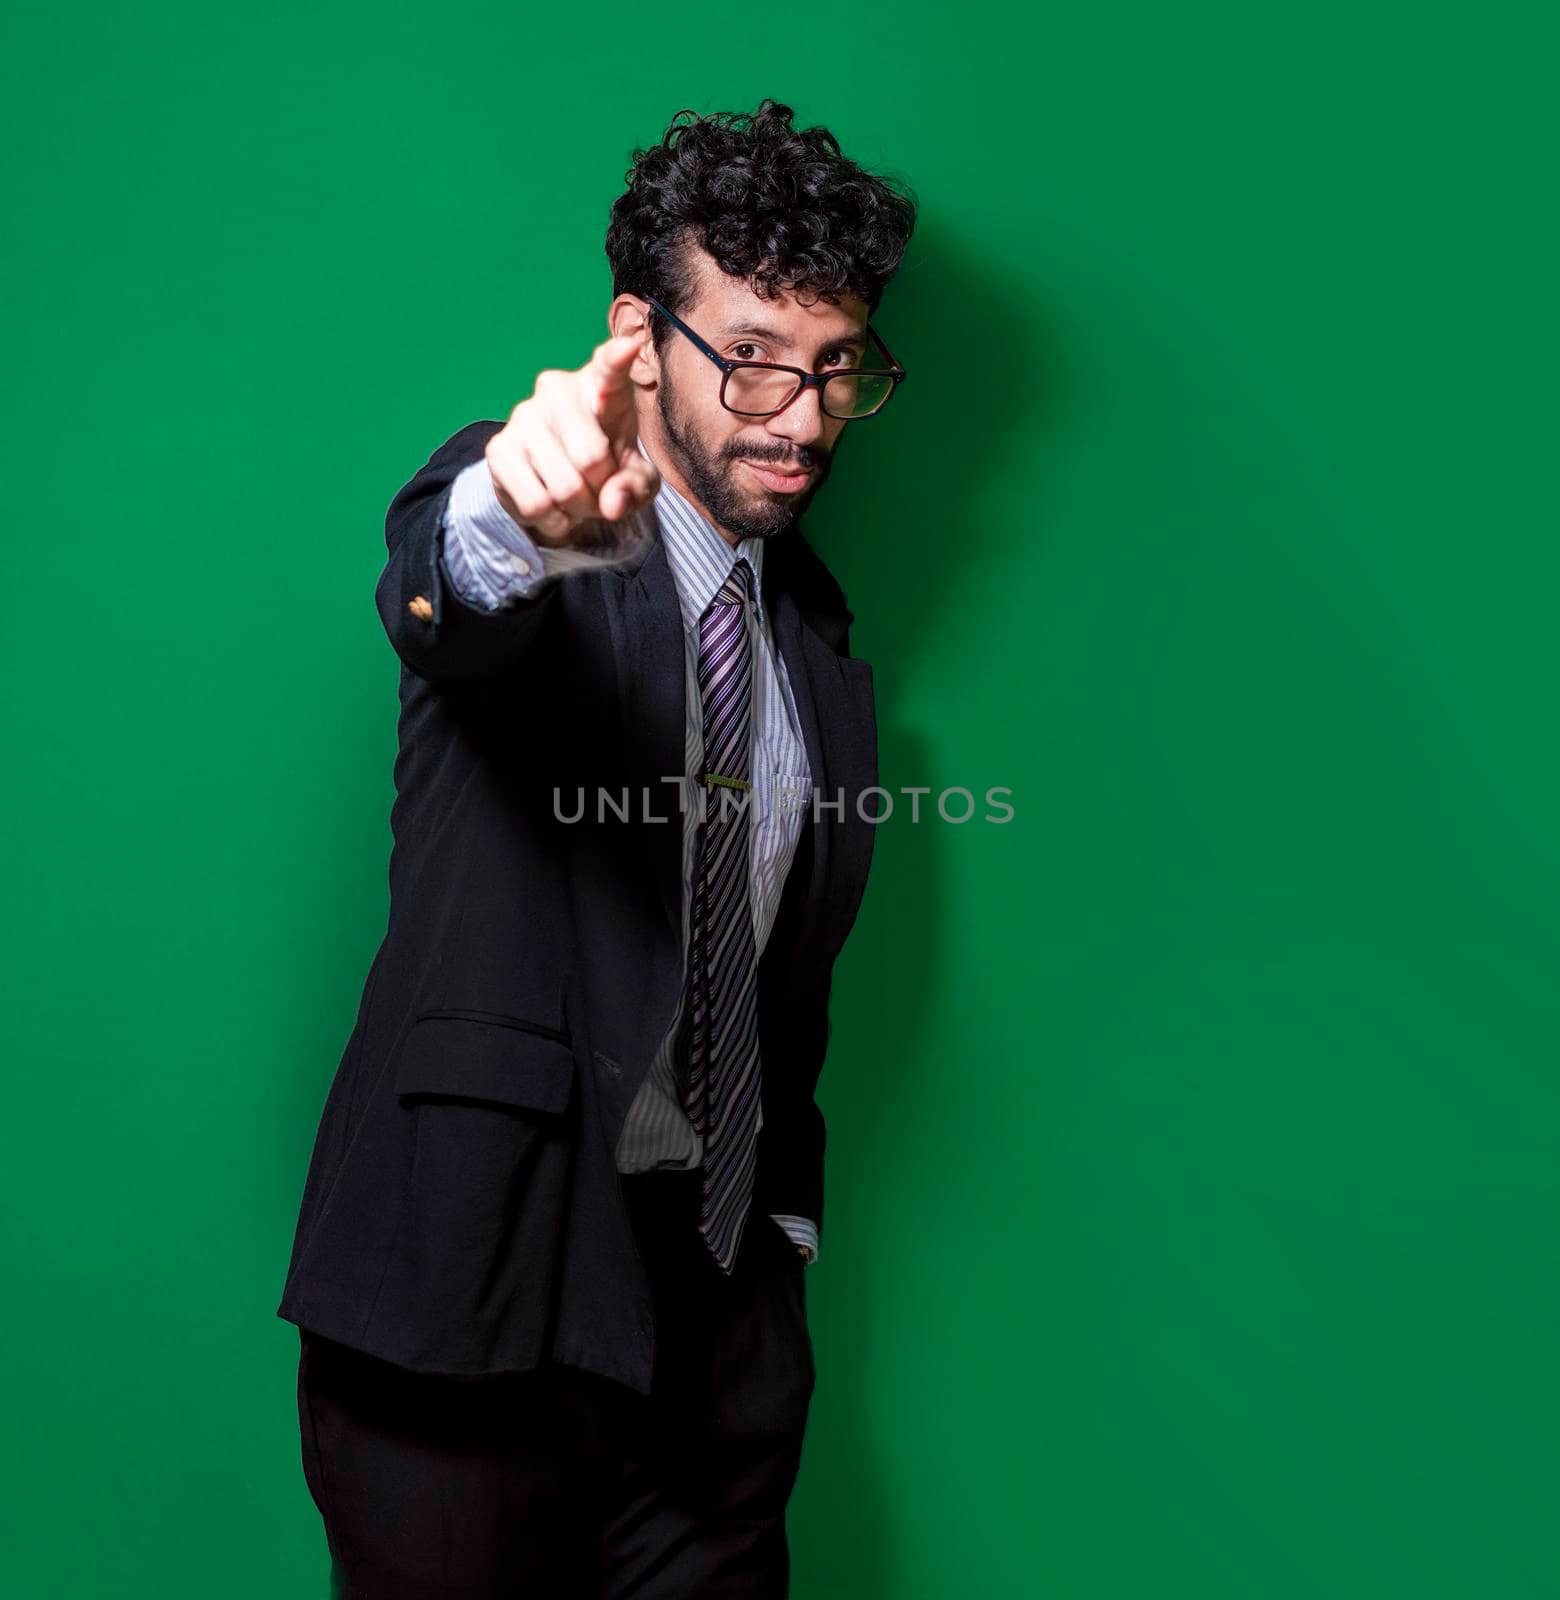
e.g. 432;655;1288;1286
726;449;829;472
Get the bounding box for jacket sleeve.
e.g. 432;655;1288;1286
374;419;564;685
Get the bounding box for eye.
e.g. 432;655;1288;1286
820;348;853;370
732;342;761;360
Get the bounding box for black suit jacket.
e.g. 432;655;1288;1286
275;420;879;1394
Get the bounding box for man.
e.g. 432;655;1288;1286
277;98;916;1597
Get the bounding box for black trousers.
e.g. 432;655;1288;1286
295;1168;816;1598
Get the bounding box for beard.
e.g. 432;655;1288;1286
655;373;835;541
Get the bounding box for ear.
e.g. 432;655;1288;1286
607;295;658;385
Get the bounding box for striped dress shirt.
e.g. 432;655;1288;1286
438;436;820;1263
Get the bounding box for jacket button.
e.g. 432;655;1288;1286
407;595;433;621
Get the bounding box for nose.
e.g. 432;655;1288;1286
764;382;826;447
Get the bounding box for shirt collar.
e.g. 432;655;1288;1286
635;433;765;634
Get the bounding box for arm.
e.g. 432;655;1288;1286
377;332;659;684
375;420;562;684
755;960;834;1260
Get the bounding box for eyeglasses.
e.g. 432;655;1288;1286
642;294;906;421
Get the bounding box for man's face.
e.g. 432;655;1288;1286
648;251;869;542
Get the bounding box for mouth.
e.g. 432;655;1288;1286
741;460;814;494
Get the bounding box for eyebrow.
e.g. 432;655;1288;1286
719;319;868;355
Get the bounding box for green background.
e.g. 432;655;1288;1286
4;1;1556;1594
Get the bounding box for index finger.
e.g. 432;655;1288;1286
582;333;643;396
579;333;646;441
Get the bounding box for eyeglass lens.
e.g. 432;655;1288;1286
723;365;894;419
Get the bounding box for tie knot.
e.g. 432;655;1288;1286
715;558;754;608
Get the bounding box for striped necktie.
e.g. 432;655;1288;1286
682;556;761;1275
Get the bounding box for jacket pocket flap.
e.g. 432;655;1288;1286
394;1014;575;1115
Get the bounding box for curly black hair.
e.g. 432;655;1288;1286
605;98;918;351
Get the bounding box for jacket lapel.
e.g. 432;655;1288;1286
611;530;687;943
770;582;872;955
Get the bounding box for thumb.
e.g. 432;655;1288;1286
599;435;660;521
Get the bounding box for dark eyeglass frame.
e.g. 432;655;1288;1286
641;293;906;421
